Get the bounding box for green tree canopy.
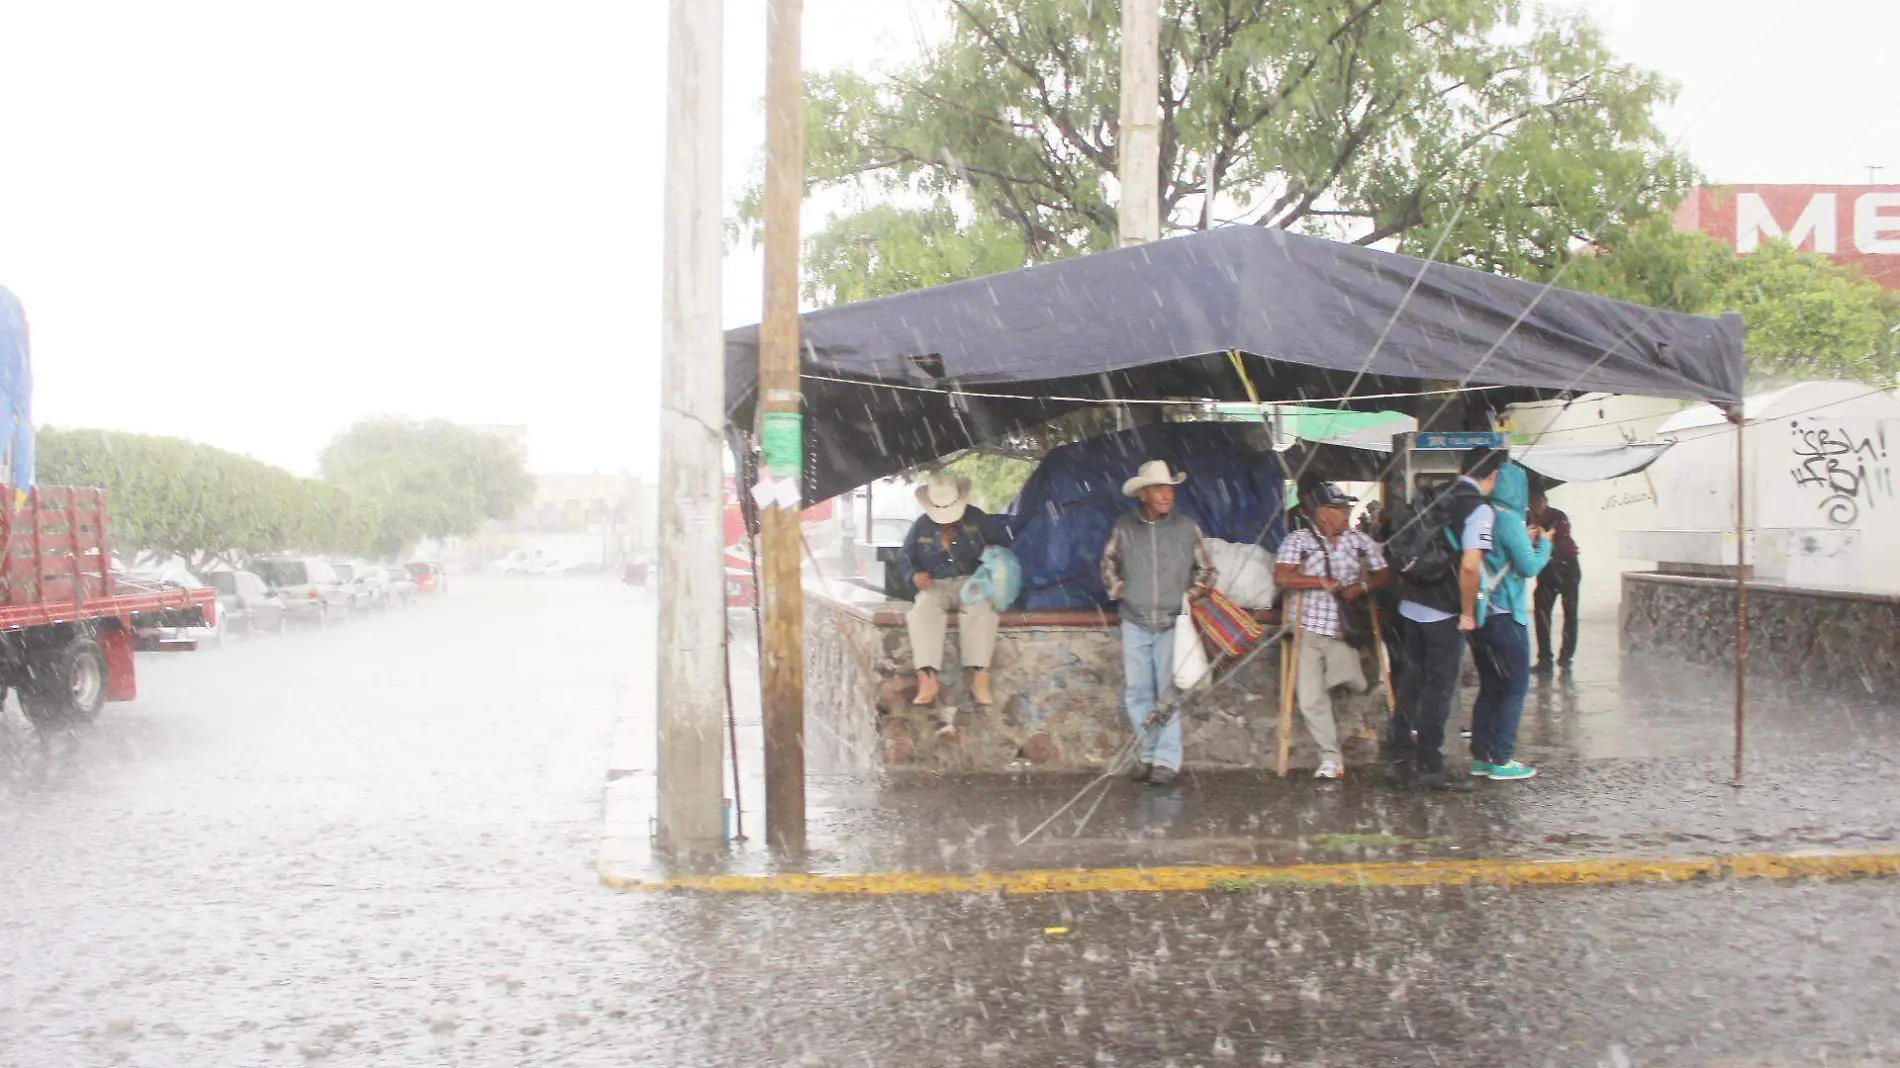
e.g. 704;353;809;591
1564;218;1900;384
775;0;1685;296
318;418;534;558
37;428;380;567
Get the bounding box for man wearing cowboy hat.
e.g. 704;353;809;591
1100;460;1217;786
898;471;1007;708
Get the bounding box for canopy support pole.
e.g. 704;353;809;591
1730;406;1748;788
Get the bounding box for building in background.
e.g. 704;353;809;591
464;424;531;463
477;471;651;574
1675;184;1900;289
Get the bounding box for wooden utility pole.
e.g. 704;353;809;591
654;0;727;856
1118;0;1160;246
759;0;808;852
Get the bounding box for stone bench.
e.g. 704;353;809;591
803;589;1391;775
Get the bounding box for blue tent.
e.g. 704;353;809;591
0;286;34;496
1005;422;1283;611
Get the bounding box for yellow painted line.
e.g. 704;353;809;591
599;849;1900;896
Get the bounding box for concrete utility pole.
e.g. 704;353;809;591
1118;0;1160;246
654;0;727;855
759;0;808;852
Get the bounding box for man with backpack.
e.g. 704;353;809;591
1384;447;1506;790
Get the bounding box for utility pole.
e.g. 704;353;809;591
759;0;808;852
654;0;726;855
1118;0;1160;246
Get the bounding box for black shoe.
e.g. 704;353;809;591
1129;761;1153;783
1414;769;1476;793
1532;661;1554;676
1557;658;1573;671
1147;766;1178;786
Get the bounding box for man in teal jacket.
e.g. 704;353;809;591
1469;462;1552;781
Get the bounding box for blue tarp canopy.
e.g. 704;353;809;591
724;225;1745;504
1004;422;1284;612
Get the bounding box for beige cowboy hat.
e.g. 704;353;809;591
915;471;972;524
1122;459;1187;497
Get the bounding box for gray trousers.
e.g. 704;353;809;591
906;577;999;673
1296;631;1366;764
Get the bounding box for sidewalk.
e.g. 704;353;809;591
601;609;1900;888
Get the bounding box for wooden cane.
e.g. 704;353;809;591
1365;593;1398;717
1277;590;1303;777
1354;543;1398;718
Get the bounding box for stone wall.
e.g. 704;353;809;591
804;595;1390;774
1622;572;1900;698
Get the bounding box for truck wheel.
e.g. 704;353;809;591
20;636;108;727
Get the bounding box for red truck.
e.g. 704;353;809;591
1;486;214;726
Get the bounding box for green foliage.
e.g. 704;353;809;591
803;203;1028;305
318;418;534;558
36;427;380;566
1563;218;1900;384
942;452;1035;511
769;0;1683;296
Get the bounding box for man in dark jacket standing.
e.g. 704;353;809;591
1528;490;1581;673
1389;447;1504;790
899;472;1003;708
1101;461;1216;786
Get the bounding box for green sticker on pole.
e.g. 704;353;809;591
760;412;804;481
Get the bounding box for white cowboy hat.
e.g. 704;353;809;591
915;471;972;525
1122;460;1187;498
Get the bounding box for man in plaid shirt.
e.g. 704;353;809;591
1273;483;1389;779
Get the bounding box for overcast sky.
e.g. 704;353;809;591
0;1;1893;477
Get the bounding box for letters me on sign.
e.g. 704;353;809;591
1675;185;1900;290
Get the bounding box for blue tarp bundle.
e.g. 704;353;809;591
1004;422;1284;611
0;286;33;496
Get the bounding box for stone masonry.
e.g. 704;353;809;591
1622;571;1900;699
805;594;1390;774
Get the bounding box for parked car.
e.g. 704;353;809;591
252;557;349;622
333;561;390;611
724;543;756;609
854;515;917;594
406;561;446;594
123;566;220;648
383;567;419;606
209;570;287;635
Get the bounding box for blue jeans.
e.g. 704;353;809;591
1121;621;1182;771
1469;614;1531;764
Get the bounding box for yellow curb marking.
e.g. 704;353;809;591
599;850;1900;896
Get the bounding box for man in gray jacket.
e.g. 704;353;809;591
1101;461;1217;786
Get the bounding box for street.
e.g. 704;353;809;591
2;579;1898;1067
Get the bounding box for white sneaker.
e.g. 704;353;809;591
1314;761;1344;780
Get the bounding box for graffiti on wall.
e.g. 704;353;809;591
1788;421;1892;525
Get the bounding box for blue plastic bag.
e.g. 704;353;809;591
961;546;1023;612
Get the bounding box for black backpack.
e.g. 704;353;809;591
1384;491;1463;588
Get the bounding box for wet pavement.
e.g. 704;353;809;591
3;580;1898;1066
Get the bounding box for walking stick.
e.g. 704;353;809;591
1277;590;1303;777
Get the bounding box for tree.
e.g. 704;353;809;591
778;0;1684;293
801;203;1028;305
943;452;1036;511
1563;217;1900;385
36;428;380;568
319;418;534;558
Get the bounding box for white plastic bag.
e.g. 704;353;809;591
1207;538;1278;609
1171;596;1213;692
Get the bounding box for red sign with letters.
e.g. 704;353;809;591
1674;185;1900;290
